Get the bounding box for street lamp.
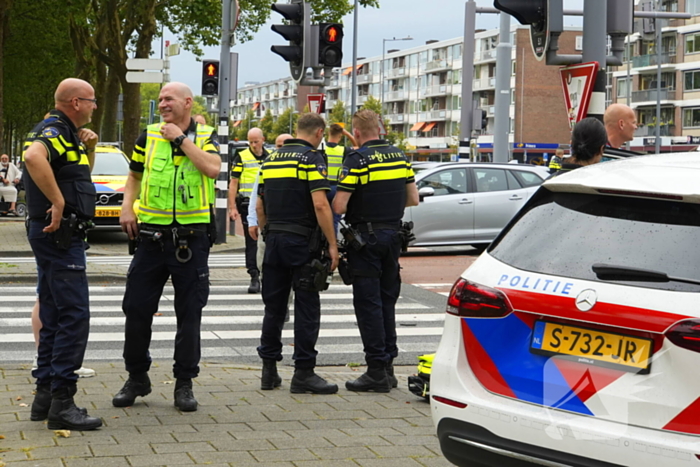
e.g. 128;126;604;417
381;36;413;109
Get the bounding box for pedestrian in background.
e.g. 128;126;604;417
0;154;21;215
256;114;339;394
114;82;220;412
229;128;269;293
332;109;419;392
550;117;607;178
548;148;565;173
604;103;637;149
23;78;102;430
324;124;357;230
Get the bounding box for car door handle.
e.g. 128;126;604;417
509;195;523;201
459;198;473;204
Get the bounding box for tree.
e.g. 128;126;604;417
259;108;275;143
329;99;348;127
359;95;403;145
235;109;257;141
273;107;298;137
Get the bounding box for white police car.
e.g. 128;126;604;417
431;153;700;466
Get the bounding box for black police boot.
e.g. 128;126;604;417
174;379;198;412
345;360;391;393
290;368;338;394
30;384;51;421
261;359;282;390
387;358;398;389
47;386;102;431
248;271;261;294
112;373;152;407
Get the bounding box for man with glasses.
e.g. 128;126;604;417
23;78;102;430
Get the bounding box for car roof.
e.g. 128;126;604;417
544;152;700;202
95;144;126;154
414;161;547;176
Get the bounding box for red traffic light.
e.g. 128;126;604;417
325;26;339;43
205;63;218;77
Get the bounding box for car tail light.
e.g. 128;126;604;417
665;320;700;353
432;395;468;409
446;278;513;318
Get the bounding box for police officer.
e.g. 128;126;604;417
548;148;564;173
332;109;419;392
229;128;269;294
325;123;356;229
114;82;220;412
24;78;102;430
256;113;339;394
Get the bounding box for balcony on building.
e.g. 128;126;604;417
473;76;496;91
388;67;407;78
632;51;676;68
425;58;450;72
384;90;406;102
631;87;676;103
387;113;406;124
424;84;450;97
634;125;674;137
419;109;448;121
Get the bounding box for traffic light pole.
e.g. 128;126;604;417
493;11;512;163
216;0;233;243
458;0;477;145
582;0;608;124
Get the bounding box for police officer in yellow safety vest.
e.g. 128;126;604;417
229;127;270;294
325;123;357;229
548;148;564;173
114;82;221;413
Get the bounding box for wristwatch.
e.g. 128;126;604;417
172;135;186;147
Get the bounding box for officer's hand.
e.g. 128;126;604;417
159;123;183;141
120;207;139;240
78;128;98;151
328;244;339;272
228;206;239;221
249;225;259;241
43;203;64;233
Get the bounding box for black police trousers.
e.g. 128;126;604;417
257;232;320;369
347;229;402;364
28;220;89;391
122;230;210;379
236;197;258;277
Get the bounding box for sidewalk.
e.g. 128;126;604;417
0;362;448;466
0;219;249;283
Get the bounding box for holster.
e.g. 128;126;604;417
399;221;415;253
294;257;332;292
207;205;217;247
338;256;354;285
50;213;78;250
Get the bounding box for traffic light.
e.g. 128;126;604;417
271;1;308;82
318;23;343;68
481;109;488;130
494;0;548;61
201;60;219;96
493;0;546;25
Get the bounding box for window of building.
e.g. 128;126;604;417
687;32;700;53
453;44;462;60
687;0;700;15
685;70;700;91
617;78;629;98
511;60;516;76
684;108;700;127
409;54;418;68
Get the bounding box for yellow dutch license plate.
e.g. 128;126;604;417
531;321;653;374
95;208;121;217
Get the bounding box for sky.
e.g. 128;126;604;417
165;0;585;94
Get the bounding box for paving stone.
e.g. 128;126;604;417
29;445;93;459
209;438;274;451
325;435;393;448
5;458;64;467
293;461;359;467
189;450;255;464
268;436;333;450
0;450;30;462
250;448;316;463
231;430;292;440
381;435;440;447
64;456;130;467
367;445;436;458
191;423;252;433
310;446;378;460
91;443;154;457
152;441;215;454
415;456;455;467
127;452;195;466
111;433;175;444
355;458;425;467
354;418;414;429
301;419;363;430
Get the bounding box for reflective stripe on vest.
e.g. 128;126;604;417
325;145;344;181
139;123;215;225
237;148;263;197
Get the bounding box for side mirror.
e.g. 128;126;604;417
418;186;434;201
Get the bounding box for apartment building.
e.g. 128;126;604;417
232;25;582;161
610;0;700;151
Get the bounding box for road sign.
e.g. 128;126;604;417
378;118;387;136
126;71;164;84
560;61;599;130
126;58;164;70
307;93;325;114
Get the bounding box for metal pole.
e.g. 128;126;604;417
350;0;359;116
459;0;477;142
381;39;386;107
493;11;511;163
216;0;233;243
582;0;608;122
626;34;631;150
655;0;662;154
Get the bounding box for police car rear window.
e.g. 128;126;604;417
489;190;700;292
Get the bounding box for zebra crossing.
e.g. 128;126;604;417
0;283;445;367
0;254;246;268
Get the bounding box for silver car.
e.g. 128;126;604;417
403;162;548;247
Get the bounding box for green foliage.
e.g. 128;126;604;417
3;0;75;146
329;99;348;126
235;109;257;141
360;95;399;145
273;107;298;137
260;108;276;143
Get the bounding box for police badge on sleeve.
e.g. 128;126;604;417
338;166;350;182
317;164;328;178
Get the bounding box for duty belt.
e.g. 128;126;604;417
138;223;207;263
266;223;313;238
352;222;400;232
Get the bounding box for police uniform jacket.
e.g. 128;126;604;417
337;139;415;226
258;139;329;229
231;147;269;199
22;109;96;220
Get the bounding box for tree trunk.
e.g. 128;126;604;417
91;60;107;137
100;69;120;142
0;0;12;155
120;80;141;158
